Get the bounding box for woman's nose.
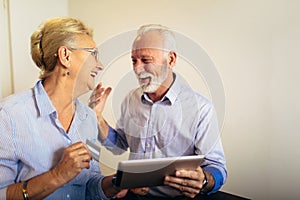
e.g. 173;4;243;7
96;60;104;70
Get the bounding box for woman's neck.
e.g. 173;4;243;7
43;77;76;132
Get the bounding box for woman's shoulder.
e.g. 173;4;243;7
0;88;34;112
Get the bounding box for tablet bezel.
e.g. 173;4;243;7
113;155;204;189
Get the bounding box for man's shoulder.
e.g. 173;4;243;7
123;87;142;100
178;83;212;105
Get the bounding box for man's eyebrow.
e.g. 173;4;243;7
141;55;153;59
131;55;153;59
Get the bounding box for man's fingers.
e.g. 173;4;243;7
96;87;112;100
115;189;128;198
130;187;149;195
104;87;112;96
175;167;202;180
89;86;112;104
164;178;200;198
164;175;201;194
90;88;105;100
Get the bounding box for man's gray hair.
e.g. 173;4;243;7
136;24;177;52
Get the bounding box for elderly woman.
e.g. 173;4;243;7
0;17;121;200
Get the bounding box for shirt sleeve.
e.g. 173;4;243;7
85;160;111;200
101;126;129;155
194;103;227;194
203;165;226;194
86;175;111;200
102;126;118;148
0;108;17;199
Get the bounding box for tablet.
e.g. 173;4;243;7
113;155;204;189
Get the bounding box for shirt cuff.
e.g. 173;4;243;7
102;126;117;148
202;166;225;195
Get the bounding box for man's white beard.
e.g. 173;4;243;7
137;63;168;93
141;79;160;93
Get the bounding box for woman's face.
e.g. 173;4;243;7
70;35;103;97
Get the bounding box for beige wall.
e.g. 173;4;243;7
68;1;300;199
0;0;13;98
2;0;300;199
3;0;68;94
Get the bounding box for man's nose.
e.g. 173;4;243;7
133;63;145;74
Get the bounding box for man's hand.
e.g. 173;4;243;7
115;189;129;198
89;83;112;141
88;82;112;119
164;166;206;198
131;187;150;196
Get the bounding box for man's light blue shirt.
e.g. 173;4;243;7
0;80;109;200
103;74;227;198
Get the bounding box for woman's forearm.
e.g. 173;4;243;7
6;170;64;200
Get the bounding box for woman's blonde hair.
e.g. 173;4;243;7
31;17;93;79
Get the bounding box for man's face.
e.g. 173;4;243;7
131;31;170;93
131;48;169;93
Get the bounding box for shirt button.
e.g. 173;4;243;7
146;143;150;148
67;194;70;198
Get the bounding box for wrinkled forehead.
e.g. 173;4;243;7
131;48;165;59
132;31;165;51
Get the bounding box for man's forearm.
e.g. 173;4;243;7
97;116;109;142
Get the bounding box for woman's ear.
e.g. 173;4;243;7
57;46;71;68
167;51;177;68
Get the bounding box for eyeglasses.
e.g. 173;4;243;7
69;47;99;61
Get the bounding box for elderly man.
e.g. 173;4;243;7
90;24;227;200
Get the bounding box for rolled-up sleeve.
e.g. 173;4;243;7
194;104;227;194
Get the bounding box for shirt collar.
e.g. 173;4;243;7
141;73;181;105
34;80;88;121
34;80;56;117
